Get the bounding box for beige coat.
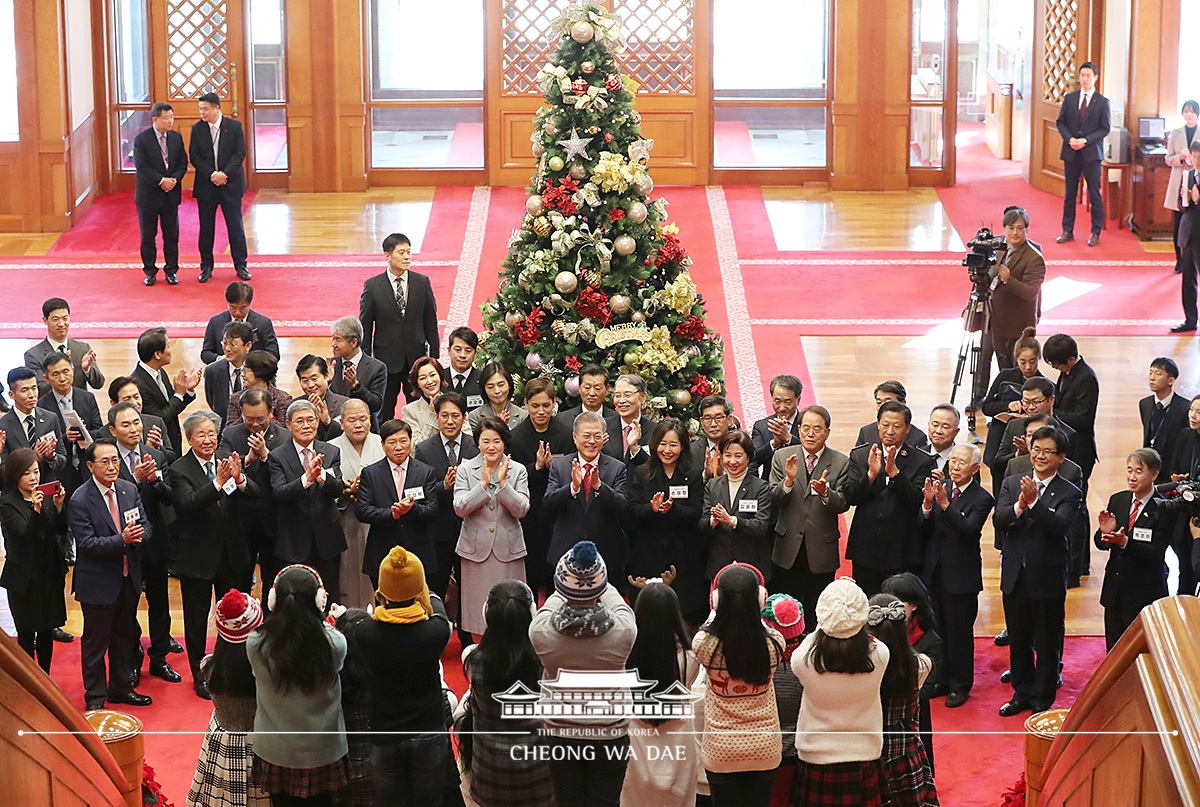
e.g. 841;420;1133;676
1165;125;1199;212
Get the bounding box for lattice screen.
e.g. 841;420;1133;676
614;0;694;94
167;0;230;98
501;0;561;95
1041;0;1078;104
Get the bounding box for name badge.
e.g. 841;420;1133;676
1132;527;1153;543
222;477;238;495
467;395;484;409
669;485;689;499
404;486;426;501
122;507;140;526
738;499;758;514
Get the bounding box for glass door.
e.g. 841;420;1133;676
246;0;287;184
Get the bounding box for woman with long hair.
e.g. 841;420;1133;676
622;580;699;806
187;589;270;807
866;593;938;807
692;563;784;807
882;572;944;770
791;578;891;807
400;357;447;444
461;579;552;807
629;419;706;625
0;447;68;674
467;363;528;432
332;607;372;807
980;327;1043;466
247;565;348;806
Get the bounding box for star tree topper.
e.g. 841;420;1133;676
557;128;594;161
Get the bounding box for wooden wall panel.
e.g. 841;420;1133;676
334;0;366;191
68;113;98;214
1127;0;1181;124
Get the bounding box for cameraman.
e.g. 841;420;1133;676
972;207;1046;407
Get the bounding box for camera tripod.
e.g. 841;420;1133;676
950;291;992;434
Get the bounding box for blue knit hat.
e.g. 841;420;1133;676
554;540;608;604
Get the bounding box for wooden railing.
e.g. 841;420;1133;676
0;635;127;806
1037;596;1200;807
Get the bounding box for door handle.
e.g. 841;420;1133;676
230;62;240;118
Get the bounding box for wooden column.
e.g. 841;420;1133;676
1127;0;1180;123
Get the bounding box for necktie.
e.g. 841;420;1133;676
806;453;817;475
454;375;465;393
394;464;406;500
211;123;220;155
106;489;129;577
394;277;406;315
233;368;242;393
24;415;35;443
159;132;168;168
950;485;960;505
126;451;137;478
1128;499;1141;531
583;464;594;502
205;460;215;481
1035;480;1045;500
1080;93;1089;116
623;424;632;452
446;440;457;467
301;448;312;474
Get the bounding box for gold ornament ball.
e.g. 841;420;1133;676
636;175;654;197
554;270;579;294
613;234;637;255
544;123;559;137
504;312;523;329
627;201;648;223
532;142;545;157
551;320;566;337
569;163;587;180
570;20;595;43
669;389;692;408
525;195;545;216
624;349;641;365
583;269;602;286
586;125;601;135
631;310;647;324
581;61;595;74
532;216;552;237
548;156;564;172
609;294;631;314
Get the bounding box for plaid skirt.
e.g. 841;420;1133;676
882;741;938;807
187;713;271;807
335;705;373;807
251;754;349;798
790;758;893;807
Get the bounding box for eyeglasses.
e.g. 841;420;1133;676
1021;397;1047;407
799;425;826;435
1030;447;1060;457
290;416;318;426
700;415;727;424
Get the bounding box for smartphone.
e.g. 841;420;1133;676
36;481;62;497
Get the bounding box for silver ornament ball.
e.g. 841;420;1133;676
631;311;647;324
627;201;648;223
570;20;595;43
613;235;637;256
554;271;579;294
609;294;631;314
569;163;587;180
525;195;545;216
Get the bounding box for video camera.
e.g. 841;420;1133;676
963;227;1006;289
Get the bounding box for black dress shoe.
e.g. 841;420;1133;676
144;275;157;287
924;682;949;699
199;267;213;283
149;661;182;683
195;679;212;700
85;701;105;711
1057;674;1064;689
236;266;252;280
994;628;1009;646
1087;233;1099;247
945;691;969;708
52;628;74;643
165;274;179;285
168;638;184;654
108;689;153;707
1055;231;1074;244
1000;669;1012;683
1067;576;1082;589
130;668;140;688
999;699;1031;717
1170;322;1198;333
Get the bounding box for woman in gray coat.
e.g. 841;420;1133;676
454;416;530;637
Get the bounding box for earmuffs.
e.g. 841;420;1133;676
709;562;768;610
267;564;328;613
481;580;538;624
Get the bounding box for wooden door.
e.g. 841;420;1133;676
1026;0;1094;195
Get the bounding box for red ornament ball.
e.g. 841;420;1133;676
604;133;614;143
605;74;621;92
572;78;588;95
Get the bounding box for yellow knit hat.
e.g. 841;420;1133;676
375;546;432;619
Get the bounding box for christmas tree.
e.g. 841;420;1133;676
478;3;726;428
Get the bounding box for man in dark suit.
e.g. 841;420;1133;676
1043;334;1099;494
133;102;188;286
604;374;655;464
769;404;851;624
692;394;733;479
296;354;351;442
555;363;614;428
994;426;1082;716
356;419;439;586
443;327;483;409
203;321;253;427
169;410;256;697
1176;144;1200;332
544;411;629;575
413;392;478;599
219;388;287;605
330;316;388;428
69;440;153;710
132;327;200;456
189;92;249;283
268;399;347;602
855;380;929;448
0;367;67;481
844;400;937;594
38;352;102;496
750;374;804;477
108;402;181;684
24;297;105;397
359;233;440;421
1055;62;1110;246
1140;357;1190;483
920;443;996;707
991;377;1077;496
199;281;281;363
107;376;177;464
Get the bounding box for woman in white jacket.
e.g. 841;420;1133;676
1165;100;1200;272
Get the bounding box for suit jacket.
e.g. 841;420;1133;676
200;310;280;364
133;126;187;208
315;390;351;443
69;477;147;605
37;387;103;493
116;442;174;563
994;473;1082;599
359;271;439;375
1181;169;1200;249
330;354;388;425
751;414;800;476
1056;90;1111;163
508;417;575;573
24;337;105;397
355;456;439;576
0;407;68;483
219;421;287;552
627;468;705;591
204;359;240;425
106;411;178;466
268;440;347;563
189;116;247;202
844;442;937;570
1000;454;1084;551
856;421;929;450
0;488;68;600
453;454;530;562
1053;358;1099;471
603;413;655;463
989;242;1045;339
1168;427;1200;481
700;473;773;580
1094;490;1178;611
414;432;479;557
769;445;851;574
132;364;196;455
992;414;1077;495
544;452;628;568
1141;393;1190;482
1165;125;1200;212
445;367;484;410
919;479;995;594
168;451;255;579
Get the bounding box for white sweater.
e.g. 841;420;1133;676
791;632;890;765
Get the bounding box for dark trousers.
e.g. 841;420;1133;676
929;573;979;693
972;331;1018;404
544;735;630;807
772;551;834;635
197;194;249;270
1103;596;1156;652
1172;516;1197;596
1181;237;1199;325
707;768;777;807
137;202;180;277
1175;209;1185;271
179;553;247;682
1002;570;1065;711
80;577;141;707
132;555;173;668
16;630;55;674
381;371;411;424
1062;157;1104;235
851;562;903;597
369;733;448;807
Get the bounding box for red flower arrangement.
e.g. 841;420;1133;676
514;309;544;346
142;762;174;806
674;316;706;341
565;355;582;372
574;287;613;324
608;208;626;222
689;374;717;399
541;179;579;216
653;228;687;267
